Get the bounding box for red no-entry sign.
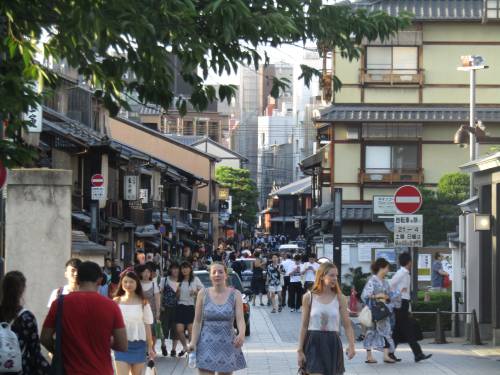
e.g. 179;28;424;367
394;185;422;214
91;174;104;187
0;161;7;190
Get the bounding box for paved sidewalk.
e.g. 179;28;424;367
156;304;500;374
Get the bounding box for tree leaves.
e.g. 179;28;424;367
1;0;410;164
216;166;259;226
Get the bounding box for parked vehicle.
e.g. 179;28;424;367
278;243;304;253
194;270;252;336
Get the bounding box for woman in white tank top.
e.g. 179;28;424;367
297;262;356;375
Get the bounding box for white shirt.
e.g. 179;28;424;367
118;303;154;341
308;294;340;332
178;277;204;306
159;277;178;292
289;262;302;283
47;285;71;308
281;259;296;275
301;262;320;282
390;267;411;300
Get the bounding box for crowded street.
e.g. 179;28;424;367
2;1;500;375
157;302;500;375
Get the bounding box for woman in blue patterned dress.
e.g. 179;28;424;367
361;258;396;364
189;262;247;374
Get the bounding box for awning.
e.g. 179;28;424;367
314;203;372;221
318;104;500;124
270;216;299;223
135;225;160;238
72;211;91;225
270;177;311;197
300;145;327;172
72;231;108;254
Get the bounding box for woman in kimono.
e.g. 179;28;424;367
361;258;396;364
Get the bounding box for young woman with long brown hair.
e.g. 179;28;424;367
297;262;355;375
113;270;155;375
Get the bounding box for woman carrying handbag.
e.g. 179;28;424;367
297;262;355;375
361;258;396;364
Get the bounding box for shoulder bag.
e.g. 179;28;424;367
49;294;65;375
370;300;390;322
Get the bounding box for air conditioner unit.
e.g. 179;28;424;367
346;127;359;140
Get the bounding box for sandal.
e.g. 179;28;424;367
383;358;396;364
178;350;186;357
271;309;276;313
365;359;377;364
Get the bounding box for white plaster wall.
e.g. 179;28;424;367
5;169;72;324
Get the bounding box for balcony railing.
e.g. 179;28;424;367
360;69;424;85
359;168;424;184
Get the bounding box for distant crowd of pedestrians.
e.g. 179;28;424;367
0;237;437;375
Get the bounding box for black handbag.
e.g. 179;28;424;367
370;301;391;322
49;294;65;375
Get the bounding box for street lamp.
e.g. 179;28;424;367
456;55;489;198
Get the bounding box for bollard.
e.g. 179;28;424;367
469;309;482;345
434;308;448;344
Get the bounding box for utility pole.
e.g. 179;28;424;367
332;188;343;278
158;184;164;271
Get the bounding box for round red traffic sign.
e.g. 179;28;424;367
394;185;422;214
0;161;7;190
91;174;104;187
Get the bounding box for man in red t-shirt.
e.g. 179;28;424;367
41;261;127;375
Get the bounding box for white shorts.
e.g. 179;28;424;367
268;285;282;293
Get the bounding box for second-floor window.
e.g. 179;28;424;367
366;46;418;74
365;144;418;173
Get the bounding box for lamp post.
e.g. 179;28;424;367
158;184;164;271
239;202;247;249
456;55;489;198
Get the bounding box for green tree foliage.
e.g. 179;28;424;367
420;173;469;246
1;1;410;165
216;166;259;227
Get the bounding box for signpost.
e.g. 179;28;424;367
394;214;423;247
124;175;138;201
90;174;105;241
372;196;397;221
394;185;423;214
393;186;423;302
91;174;106;200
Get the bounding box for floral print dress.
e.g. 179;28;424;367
10;310;50;375
361;275;395;352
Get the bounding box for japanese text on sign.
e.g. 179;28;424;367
394;214;423;247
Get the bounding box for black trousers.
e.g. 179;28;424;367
281;276;290;307
394;299;423;357
288;282;303;309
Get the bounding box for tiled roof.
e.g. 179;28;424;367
164;135;205;146
319;105;500;123
351;0;484;21
130;104;162;115
270;177;312;196
42;106;106;146
315;203;373;221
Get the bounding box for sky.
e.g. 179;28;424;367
204;44;320;86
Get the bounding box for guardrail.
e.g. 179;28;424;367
411;309;482;345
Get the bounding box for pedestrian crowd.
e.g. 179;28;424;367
0;236;434;375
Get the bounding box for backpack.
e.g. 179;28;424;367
0;308;27;373
162;281;177;308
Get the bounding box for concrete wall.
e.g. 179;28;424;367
5;169;72;324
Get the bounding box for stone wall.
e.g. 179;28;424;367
5;169;72;324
